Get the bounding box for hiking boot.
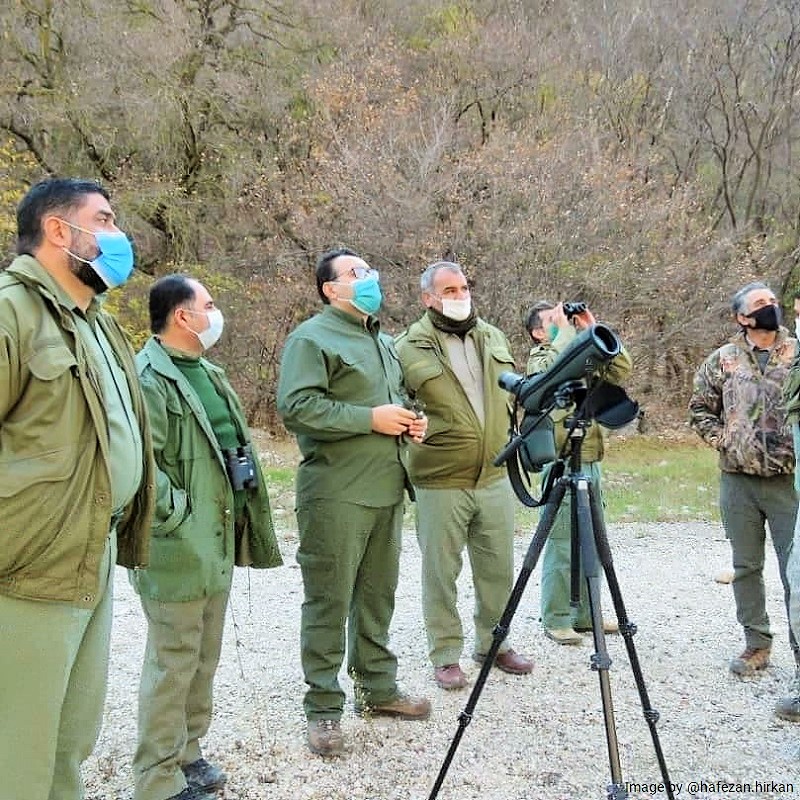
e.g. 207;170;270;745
434;664;468;690
575;620;619;634
774;694;800;722
544;627;583;645
307;719;345;756
729;647;771;676
472;648;533;675
182;758;227;792
355;692;431;719
773;669;800;722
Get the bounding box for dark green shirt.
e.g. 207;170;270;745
166;346;245;514
169;351;240;451
277;305;409;507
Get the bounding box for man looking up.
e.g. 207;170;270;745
277;248;430;756
526;301;631;645
395;261;533;691
132;275;282;800
690;282;798;676
0;177;155;800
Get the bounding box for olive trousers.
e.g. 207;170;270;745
133;590;229;800
0;535;114;800
540;462;604;630
296;500;403;720
415;478;516;667
719;471;797;652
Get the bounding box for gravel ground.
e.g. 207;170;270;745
80;512;800;800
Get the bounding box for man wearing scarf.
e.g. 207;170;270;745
396;261;534;691
689;281;798;677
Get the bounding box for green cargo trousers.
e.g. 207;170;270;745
719;471;798;652
0;534;115;800
296;500;403;720
415;478;516;667
133;590;229;800
540;462;604;630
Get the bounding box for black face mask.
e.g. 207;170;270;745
745;304;782;331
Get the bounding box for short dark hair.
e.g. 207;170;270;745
315;247;359;303
525;301;555;336
149;274;196;334
16;177;110;256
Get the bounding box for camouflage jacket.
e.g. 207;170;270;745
688;328;797;476
782;351;800;424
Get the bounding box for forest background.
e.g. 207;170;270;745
2;0;800;432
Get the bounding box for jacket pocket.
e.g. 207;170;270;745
403;360;443;393
28;343;78;381
0;344;82;492
0;443;80;496
489;344;515;369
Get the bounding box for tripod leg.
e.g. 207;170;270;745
574;478;628;800
427;479;569;800
587;481;676;800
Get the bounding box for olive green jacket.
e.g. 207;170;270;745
0;255;155;607
132;337;282;602
526;325;633;463
395;314;516;489
277;305;411;507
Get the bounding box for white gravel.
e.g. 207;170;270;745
82;517;800;800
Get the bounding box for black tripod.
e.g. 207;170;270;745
427;407;674;800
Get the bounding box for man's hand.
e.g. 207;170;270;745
371;404;420;436
550;303;570;330
406;414;428;443
571;306;596;330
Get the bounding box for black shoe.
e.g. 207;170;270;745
182;758;227;792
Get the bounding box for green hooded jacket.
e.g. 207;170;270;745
131;337;282;602
395;314;516;489
0;255;155;607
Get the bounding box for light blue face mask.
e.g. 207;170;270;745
61;220;135;289
349;274;383;315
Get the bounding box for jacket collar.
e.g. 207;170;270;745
6;254;104;319
406;312;487;346
143;336;223;379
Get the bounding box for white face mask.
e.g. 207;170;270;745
186;308;224;350
441;297;472;321
795;317;800;340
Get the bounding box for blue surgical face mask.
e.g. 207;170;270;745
60;220;135;289
348;274;383;315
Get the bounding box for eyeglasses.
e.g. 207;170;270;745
334;266;379;280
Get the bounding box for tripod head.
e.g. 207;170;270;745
494;376;638;507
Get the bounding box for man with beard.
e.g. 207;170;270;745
0;178;155;800
690;282;798;676
395;261;533;690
